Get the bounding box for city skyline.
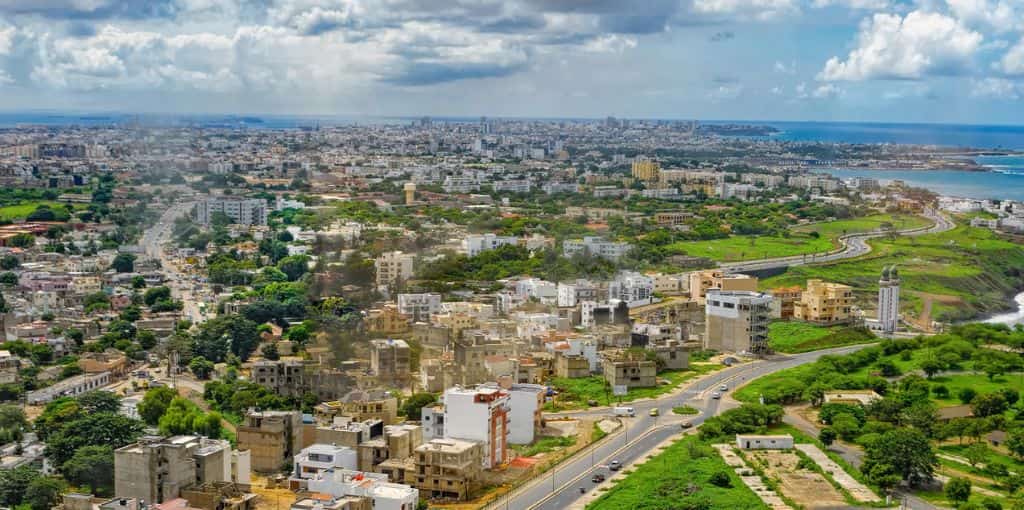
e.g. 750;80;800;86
0;1;1022;124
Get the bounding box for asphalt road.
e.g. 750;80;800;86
490;344;871;510
721;208;955;273
141;201;210;323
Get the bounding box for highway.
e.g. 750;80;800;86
488;344;871;510
140;201;211;324
722;207;955;273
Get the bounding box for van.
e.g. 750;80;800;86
613;406;636;417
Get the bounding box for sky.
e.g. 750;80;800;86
0;0;1022;124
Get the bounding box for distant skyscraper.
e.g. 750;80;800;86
878;266;901;334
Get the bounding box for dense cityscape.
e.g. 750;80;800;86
0;115;1017;510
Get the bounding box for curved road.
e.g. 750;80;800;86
722;207;955;273
488;344;871;510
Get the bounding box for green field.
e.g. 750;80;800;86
768;322;876;353
668;234;834;262
761;223;1024;322
0;201;84;221
793;213;931;238
546;363;721;411
509;435;576;457
586;435;767;510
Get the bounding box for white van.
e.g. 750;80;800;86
613;406;636;417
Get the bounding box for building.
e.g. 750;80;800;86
305;469;419;510
26;371;111;404
290;495;371;510
441;386;509;469
290;444;358;488
404;182;416;205
410;439;483;501
375;252;415;292
237;410;304;473
689;270;758;304
562;236;631;262
369;339;411;384
397;293;441;321
195;197;268;226
114;436;250;504
365;304;409;335
481;383;544;445
601;353;657;389
315;390;400;425
705;290;773;354
608;271;654;307
631;158;660;182
794;279;854;324
462;234;518;257
878;266;901;334
768;286;803;319
736;434;794;450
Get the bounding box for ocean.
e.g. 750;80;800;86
743;121;1024;150
814;164;1024;201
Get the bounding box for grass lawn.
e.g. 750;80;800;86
927;372;1024;406
667;234;834;262
546;363;722;411
510;435;576;457
673;405;700;415
586;435;767;510
767;322;876;353
0;200;87;221
761;224;1024;322
793;213;931;238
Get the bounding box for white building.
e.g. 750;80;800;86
306;469;419;510
462;233;518;256
292;444;358;483
375;251;415;292
557;280;599;307
195;197;268;226
442;386;509;469
877;265;900;334
481;383;545;445
562;236;632;261
608;271;654;307
515;278;558;304
396;293;442;321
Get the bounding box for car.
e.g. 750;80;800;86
591;474;606;483
680;422;693;429
609;460;622;471
719;384;729;391
711;392;721;399
649;408;660;417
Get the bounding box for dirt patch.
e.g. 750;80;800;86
908;290;964;305
544;419;579;437
751;450;846;509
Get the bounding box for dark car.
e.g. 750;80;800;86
591;473;606;483
681;422;693;429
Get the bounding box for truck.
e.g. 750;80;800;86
613;406;636;417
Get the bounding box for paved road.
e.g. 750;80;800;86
489;344;871;510
721;208;955;274
141;201;211;324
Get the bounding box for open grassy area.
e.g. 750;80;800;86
586;435;767;510
546;363;722;411
668;233;834;262
761;223;1024;322
673;405;700;415
793;213;931;238
509;435;576;457
0;201;74;221
928;372;1024;406
768;322;876;353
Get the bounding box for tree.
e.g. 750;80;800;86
24;476;64;510
61;445;114;496
261;342;280;361
933;385;950;399
276;255;310;281
76;391;121;414
189;356;215;379
819;427;837;447
945;477;972;506
194;315;260;362
0;405;26;431
0;271;17;286
862;428;938;486
0;465;40;507
110;252;136;273
400;393;437;421
832;413;862;441
138;386;177;426
0;255;19;270
45;413;144;466
143;286;172;306
7;233;34;248
137;329;157;350
921;358;944;379
959;387;978;405
964;443;990;467
972;393;1008;418
131;275;147;289
1006;428;1024;460
708;471;732;488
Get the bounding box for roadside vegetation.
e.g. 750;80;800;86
545;363;721;411
768;322;876;353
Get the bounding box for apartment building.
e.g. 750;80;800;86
306;469;419;510
462;233;518;257
481;383;544;445
769;285;803;319
562;236;631;262
397;293;442;321
601;352;657;389
237;410;304;473
608;271;654;307
195;197;268;226
114;436;250;504
705;290;773;354
410;439;483;501
794;279;854;324
688;270;758;304
374;251;415;292
315;390;400;425
289;444;358;489
631;158;660;182
441;387;510;469
369;339;411;384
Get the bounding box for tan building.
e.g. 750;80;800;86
654;212;692;227
237;410;304;473
369;339;411;384
365;304;409;334
315;390;400;425
631;159;660;182
794;279;854;324
78;349;129;376
769;286;803;319
409;439;483;501
554;353;590;378
601;352;657;389
114;436;250;504
688;270;758;304
705;290;773;354
374;251;415;292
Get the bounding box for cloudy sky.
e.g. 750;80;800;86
0;0;1022;123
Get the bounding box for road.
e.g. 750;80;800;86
141;201;211;324
722;207;955;273
489;344;871;510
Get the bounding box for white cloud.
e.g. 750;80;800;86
691;0;798;20
795;81;843;99
707;83;743;100
819;11;983;81
812;0;889;10
0;26;13;55
773;60;795;74
997;37;1024;75
581;34;637;53
944;0;1019;33
970;77;1021;99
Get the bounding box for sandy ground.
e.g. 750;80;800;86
752;450;847;509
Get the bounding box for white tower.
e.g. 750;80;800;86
878;265;900;334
